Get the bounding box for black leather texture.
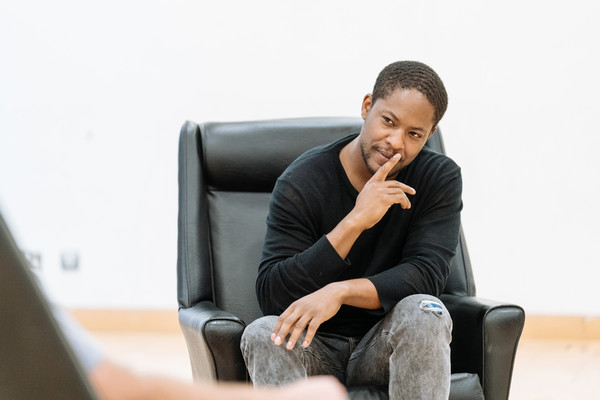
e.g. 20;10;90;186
346;374;484;400
449;373;485;400
442;294;526;400
177;117;525;400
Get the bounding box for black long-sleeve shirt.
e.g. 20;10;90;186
256;134;462;337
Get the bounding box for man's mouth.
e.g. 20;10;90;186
376;148;396;162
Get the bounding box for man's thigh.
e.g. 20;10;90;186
346;294;452;388
241;316;351;384
345;319;391;387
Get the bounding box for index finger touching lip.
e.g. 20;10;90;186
373;153;401;180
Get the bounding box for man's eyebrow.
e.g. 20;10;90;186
384;110;426;132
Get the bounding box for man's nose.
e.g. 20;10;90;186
386;130;405;151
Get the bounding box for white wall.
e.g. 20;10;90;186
1;1;599;314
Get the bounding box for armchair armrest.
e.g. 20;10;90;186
441;294;525;400
178;301;248;382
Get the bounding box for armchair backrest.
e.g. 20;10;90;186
177;117;475;325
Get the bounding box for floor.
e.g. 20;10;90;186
510;339;600;400
94;331;600;399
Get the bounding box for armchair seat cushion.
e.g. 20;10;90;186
449;373;485;400
346;374;483;400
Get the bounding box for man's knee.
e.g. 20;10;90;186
241;315;310;385
241;315;278;352
389;294;452;339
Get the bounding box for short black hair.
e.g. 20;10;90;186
372;61;448;126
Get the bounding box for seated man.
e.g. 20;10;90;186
241;61;462;400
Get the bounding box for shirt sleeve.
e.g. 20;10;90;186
367;160;463;312
52;306;105;373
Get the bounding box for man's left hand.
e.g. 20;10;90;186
271;283;342;350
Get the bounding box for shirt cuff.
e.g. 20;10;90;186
300;235;351;287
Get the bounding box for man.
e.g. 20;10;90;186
241;61;462;399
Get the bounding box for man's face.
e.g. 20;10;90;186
358;88;436;179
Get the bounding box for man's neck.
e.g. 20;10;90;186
339;139;372;192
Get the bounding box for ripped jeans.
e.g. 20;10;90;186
241;294;452;400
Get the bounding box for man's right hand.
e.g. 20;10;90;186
352;153;416;231
326;153;416;260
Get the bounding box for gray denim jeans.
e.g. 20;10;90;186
241;294;452;400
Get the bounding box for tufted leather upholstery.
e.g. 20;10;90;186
177;117;525;400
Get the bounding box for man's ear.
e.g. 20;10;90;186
427;125;438;140
361;94;373;120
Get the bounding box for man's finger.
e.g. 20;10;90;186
383;180;416;196
272;308;296;345
286;316;311;350
371;153;401;182
394;193;412;209
271;312;286;342
397;181;416;196
378;182;415;209
302;318;322;348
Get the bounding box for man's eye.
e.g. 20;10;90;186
410;132;422;139
382;117;393;125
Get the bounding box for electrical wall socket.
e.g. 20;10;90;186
60;251;80;271
22;251;42;270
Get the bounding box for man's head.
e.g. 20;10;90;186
357;61;448;179
372;61;448;127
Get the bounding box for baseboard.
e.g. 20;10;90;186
68;309;600;340
521;315;600;340
69;309;181;333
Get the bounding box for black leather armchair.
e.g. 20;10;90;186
177;117;525;400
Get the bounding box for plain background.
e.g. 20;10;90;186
1;1;599;317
